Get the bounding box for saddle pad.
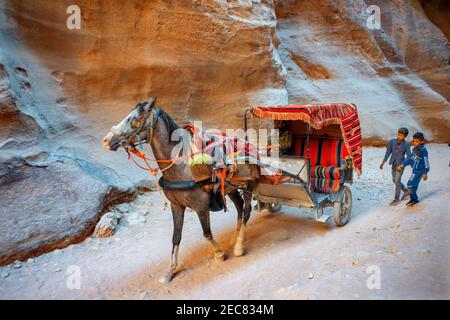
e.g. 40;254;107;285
191;164;214;182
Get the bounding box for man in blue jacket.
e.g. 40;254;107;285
397;132;430;207
380;127;411;206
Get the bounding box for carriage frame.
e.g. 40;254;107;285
244;103;362;226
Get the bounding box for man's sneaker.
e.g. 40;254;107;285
406;200;419;207
401;190;411;201
389;199;400;206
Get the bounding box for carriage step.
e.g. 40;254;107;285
316;214;331;223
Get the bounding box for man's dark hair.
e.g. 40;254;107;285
413;132;425;141
398;127;409;136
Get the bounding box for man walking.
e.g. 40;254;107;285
379;127;411;206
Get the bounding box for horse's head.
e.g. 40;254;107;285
103;97;158;151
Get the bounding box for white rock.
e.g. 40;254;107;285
137;208;149;217
93;211;121;238
1;271;10;278
125;212;147;226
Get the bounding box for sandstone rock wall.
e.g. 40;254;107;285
2;0;449;142
5;0;288;131
3;0;448;143
0;0;448;265
275;0;449;144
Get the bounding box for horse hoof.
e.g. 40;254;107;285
158;272;174;284
234;247;244;257
214;251;226;261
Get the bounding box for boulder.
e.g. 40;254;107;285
0;160;110;265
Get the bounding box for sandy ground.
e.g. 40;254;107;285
0;145;449;300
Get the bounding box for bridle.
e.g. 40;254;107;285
109;103;177;206
110;102;160;151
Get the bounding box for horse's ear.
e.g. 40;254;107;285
148;97;157;108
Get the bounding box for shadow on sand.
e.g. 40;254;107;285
112;208;333;295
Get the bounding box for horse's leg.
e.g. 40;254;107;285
196;209;225;261
234;191;252;257
228;189;244;247
159;203;185;284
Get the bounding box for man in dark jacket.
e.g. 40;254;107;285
380;128;411;205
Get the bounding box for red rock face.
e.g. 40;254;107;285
0;0;448;265
5;0;287;131
275;0;449;144
0;63;41;149
2;0;449;141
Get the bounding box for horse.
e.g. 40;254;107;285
102;98;254;283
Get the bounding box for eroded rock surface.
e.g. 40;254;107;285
3;0;448;141
0;160;109;265
6;0;288;130
275;0;449;143
0;0;448;265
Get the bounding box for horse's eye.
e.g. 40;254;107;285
131;119;143;129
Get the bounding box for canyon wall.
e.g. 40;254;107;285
4;0;288;131
0;0;448;264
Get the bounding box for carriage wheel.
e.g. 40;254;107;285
264;203;282;213
333;186;352;226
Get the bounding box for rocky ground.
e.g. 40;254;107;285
0;145;448;300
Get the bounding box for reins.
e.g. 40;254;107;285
125;146;174;207
114;104;278;207
119;105;175;206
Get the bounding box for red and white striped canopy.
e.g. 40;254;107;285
250;103;362;174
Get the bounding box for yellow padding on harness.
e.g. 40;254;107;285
188;142;213;166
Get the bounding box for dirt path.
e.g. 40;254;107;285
0;145;449;299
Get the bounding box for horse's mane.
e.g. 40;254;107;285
158;108;180;136
133;102;180;137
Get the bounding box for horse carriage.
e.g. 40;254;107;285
245;103;363;226
103;99;363;282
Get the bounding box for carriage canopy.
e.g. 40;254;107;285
249;103;362;174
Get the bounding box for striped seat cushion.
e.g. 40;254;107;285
293;137;349;167
292;137;349;193
310;165;343;193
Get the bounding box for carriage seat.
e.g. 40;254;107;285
292;136;351;193
292;136;349;167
